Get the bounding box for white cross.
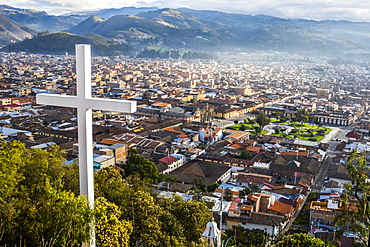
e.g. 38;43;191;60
36;44;136;246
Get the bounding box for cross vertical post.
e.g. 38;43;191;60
36;44;137;246
76;44;94;207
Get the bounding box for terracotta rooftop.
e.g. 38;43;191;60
268;201;294;215
100;139;126;145
247;194;261;202
280;151;309;156
247;146;261;153
159;155;179;165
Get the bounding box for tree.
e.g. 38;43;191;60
0;141;25;240
224;188;233;201
256;112;270;129
123;151;159;184
240;150;252;159
0;141;25;203
0;141;94;246
95;197;132;247
63;160;80;195
254;126;261;134
36;30;51;37
275;233;326;246
275;111;283;120
295;109;309;123
117;190;162;247
248;118;256;125
28;185;93;246
0;141;216;247
239;124;246;131
249;184;261;193
160;196;210;244
335;150;370;246
95;167;188;247
94;167;131;208
240;184;261;197
207;182;221;193
223;227;268;247
158;210;186;246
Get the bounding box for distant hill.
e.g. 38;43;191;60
136;8;237;43
137;8;214;30
178;8;370;51
63;7;159;21
0;4;79;32
0;32;127;56
68;13;235;49
67;8;363;53
240;25;361;54
1;5;370;55
0;14;37;46
178;8;289;32
69;14;169;37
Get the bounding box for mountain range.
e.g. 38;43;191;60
1;5;370;56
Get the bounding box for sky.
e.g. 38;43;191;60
3;0;370;22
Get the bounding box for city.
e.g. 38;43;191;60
1;49;370;246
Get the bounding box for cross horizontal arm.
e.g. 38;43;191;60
86;98;136;113
36;93;137;113
36;94;79;108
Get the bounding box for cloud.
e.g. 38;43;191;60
3;0;370;21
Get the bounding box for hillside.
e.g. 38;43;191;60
68;13;234;50
241;25;361;54
136;8;237;43
0;4;79;32
69;14;169;37
63;7;159;21
0;14;37;46
178;8;370;51
137;8;213;30
1;5;370;54
0;32;127;56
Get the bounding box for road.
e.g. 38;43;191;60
311;123;355;192
332;123;356;141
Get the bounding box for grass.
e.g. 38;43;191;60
228;119;332;142
244;130;268;135
294;214;310;226
270;133;291;138
270;118;290;125
307;192;319;202
227;123;259;131
270;127;331;142
289;122;319;128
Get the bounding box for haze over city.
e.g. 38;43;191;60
1;0;370;245
3;0;370;22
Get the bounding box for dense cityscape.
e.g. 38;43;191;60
0;48;370;246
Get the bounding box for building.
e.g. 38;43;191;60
199;126;223;144
169;160;231;186
157;154;185;174
311;111;354;126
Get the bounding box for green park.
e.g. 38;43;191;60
226;112;332;142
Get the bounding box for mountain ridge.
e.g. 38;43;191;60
0;13;37;46
1;5;370;55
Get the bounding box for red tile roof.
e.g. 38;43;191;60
159;155;179;165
